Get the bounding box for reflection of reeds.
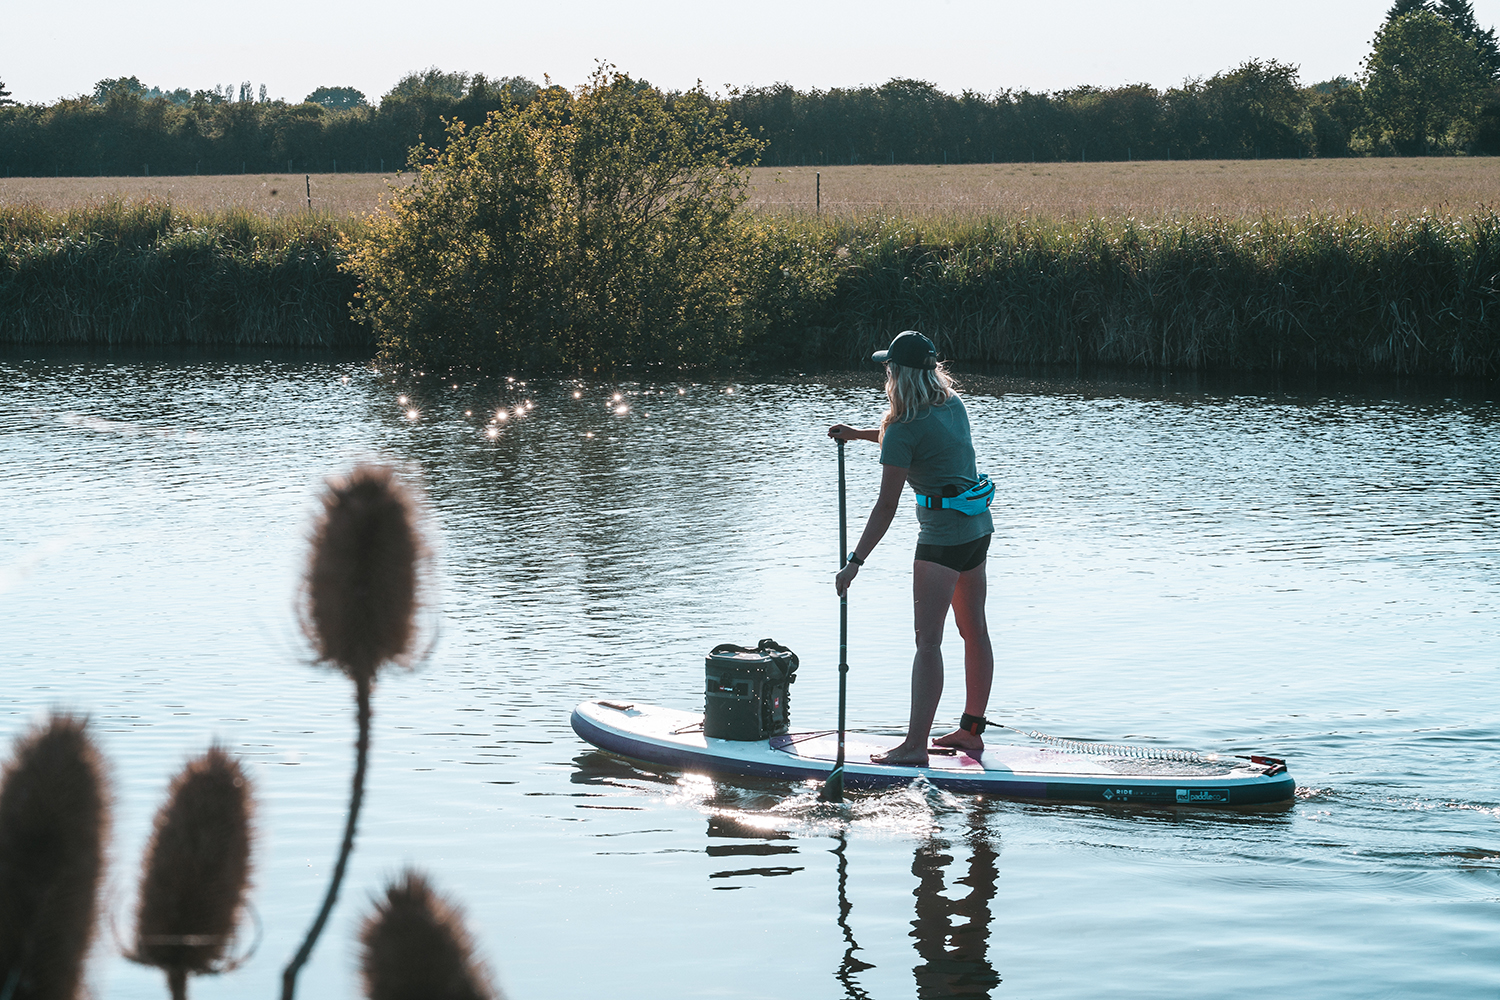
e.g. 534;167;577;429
0;714;109;1000
282;465;427;1000
129;746;253;1000
359;871;496;1000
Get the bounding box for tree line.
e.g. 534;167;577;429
2;1;1498;178
737;2;1498;163
0;69;543;178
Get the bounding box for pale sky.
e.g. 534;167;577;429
6;0;1500;106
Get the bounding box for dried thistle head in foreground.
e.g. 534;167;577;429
305;464;426;685
360;870;497;1000
0;713;110;1000
130;746;254;980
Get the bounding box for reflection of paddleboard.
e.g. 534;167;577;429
571;700;1295;807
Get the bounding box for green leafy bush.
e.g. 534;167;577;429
346;66;805;373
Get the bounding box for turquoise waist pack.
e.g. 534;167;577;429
914;474;994;515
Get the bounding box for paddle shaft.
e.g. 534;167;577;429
834;440;850;794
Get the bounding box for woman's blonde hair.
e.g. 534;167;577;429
880;360;957;432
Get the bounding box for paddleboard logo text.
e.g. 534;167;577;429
1176;788;1231;804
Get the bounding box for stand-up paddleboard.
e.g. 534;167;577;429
571;700;1295;807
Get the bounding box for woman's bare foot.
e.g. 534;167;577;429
871;743;929;767
932;728;984;754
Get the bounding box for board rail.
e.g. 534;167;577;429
571;700;1296;808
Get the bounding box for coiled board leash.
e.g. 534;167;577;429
957;715;1287;773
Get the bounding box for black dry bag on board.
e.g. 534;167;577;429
703;639;799;741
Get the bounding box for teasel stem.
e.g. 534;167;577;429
280;676;371;1000
282;464;425;1000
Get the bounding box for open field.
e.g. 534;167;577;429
748;159;1500;219
2;158;1498;220
0;172;409;217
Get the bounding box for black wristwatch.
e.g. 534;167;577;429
846;551;865;566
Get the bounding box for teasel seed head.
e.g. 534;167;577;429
304;464;427;686
129;745;254;986
359;870;497;1000
0;714;110;1000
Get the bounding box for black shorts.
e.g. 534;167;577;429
914;533;991;572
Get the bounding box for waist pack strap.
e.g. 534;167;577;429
915;474;994;514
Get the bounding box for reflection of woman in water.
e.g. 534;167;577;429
909;801;1002;999
828;330;995;766
830;798;1002;1000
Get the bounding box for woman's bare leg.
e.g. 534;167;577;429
872;559;959;766
932;560;993;753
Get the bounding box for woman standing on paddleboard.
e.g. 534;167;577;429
828;330;995;767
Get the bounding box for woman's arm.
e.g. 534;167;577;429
827;424;880;444
835;462;908;595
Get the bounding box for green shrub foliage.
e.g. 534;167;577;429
346;67;779;371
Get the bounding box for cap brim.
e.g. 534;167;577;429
871;350;891;364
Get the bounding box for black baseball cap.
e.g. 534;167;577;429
872;330;937;369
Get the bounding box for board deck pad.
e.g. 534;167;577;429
571;700;1295;807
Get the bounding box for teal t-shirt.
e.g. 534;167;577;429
878;394;994;546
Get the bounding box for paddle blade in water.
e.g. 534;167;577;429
819;766;845;803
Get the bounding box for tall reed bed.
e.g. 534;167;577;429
0;199;368;347
781;211;1500;376
5;198;1498;376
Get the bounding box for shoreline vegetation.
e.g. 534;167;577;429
1;200;366;348
3;188;1498;377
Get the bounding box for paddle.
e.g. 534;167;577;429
820;438;849;803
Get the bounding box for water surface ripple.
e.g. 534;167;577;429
1;354;1496;1000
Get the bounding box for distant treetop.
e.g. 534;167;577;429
306;86;368;110
380;68;538;105
1386;0;1430;20
1311;76;1359;94
1383;0;1500;77
384;68;471;102
93;76;148;103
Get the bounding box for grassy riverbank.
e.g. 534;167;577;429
0;200;363;347
4;199;1498;375
792;211;1500;375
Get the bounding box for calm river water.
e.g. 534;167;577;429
2;351;1497;1000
